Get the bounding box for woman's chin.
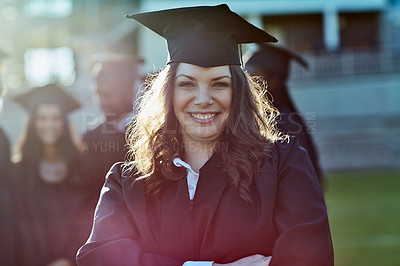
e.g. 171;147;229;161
39;138;59;146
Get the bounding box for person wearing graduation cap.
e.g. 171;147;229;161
81;54;141;207
13;84;91;266
245;44;324;189
77;4;333;266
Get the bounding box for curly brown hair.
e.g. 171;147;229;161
125;63;286;203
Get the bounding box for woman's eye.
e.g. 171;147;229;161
212;82;229;87
178;81;195;87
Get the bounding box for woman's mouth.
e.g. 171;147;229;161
189;112;217;123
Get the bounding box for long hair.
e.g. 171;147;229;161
18;104;80;188
126;63;286;202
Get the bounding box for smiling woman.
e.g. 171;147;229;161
77;4;333;266
35;104;63;146
173;63;232;146
12;84;90;266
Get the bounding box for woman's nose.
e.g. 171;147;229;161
194;86;213;106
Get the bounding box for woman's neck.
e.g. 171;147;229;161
41;144;61;163
182;141;215;173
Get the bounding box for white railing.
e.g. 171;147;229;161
291;48;400;80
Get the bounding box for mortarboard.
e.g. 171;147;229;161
245;43;308;78
125;4;277;68
15;83;80;113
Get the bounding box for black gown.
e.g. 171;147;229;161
77;137;333;266
273;84;323;186
82;122;127;203
15;164;92;266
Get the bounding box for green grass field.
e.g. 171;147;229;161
324;169;400;266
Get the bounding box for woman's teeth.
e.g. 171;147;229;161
191;113;216;119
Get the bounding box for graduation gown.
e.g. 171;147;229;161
273;84;323;187
77;138;333;266
82;122;127;203
15;164;92;266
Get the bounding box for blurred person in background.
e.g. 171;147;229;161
13;84;90;266
77;4;333;266
245;43;324;188
82;55;142;207
0;48;19;265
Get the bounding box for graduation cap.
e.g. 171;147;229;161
245;43;308;78
125;4;277;68
15;83;80;113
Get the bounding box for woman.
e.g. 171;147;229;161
14;84;91;266
77;4;333;266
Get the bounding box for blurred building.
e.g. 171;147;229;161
0;0;399;169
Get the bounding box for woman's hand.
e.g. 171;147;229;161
213;254;271;266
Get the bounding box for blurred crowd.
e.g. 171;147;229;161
0;43;323;266
0;51;142;266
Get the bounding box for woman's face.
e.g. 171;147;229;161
35;103;64;146
173;63;232;143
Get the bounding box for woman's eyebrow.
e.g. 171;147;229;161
176;74;195;80
176;74;232;81
211;75;232;81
